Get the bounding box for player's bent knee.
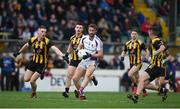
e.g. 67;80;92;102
30;80;35;84
24;77;30;82
67;73;74;80
72;76;78;83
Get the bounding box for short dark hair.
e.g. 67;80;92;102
76;21;84;26
88;23;98;30
131;29;138;33
39;25;46;29
149;26;158;35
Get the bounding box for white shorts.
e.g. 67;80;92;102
78;59;98;70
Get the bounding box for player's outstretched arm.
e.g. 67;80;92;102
119;51;126;61
13;43;29;57
51;45;64;58
66;43;72;54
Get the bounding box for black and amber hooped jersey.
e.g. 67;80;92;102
124;39;146;65
28;36;53;64
149;37;164;67
69;34;82;61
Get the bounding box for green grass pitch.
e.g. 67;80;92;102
0;92;180;108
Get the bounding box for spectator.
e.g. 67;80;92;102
152;20;162;37
34;3;44;22
20;27;31;40
49;14;58;26
0;51;15;91
66;5;79;21
47;26;59;40
39;15;50;28
111;25;122;42
78;6;88;24
11;56;24;91
108;55;124;69
99;0;110;11
98;57;109;69
156;0;169;16
141;18;151;41
55;5;65;21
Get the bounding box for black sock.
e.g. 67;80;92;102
134;83;137;87
92;76;95;80
65;88;69;93
143;89;146;93
161;84;165;88
134;94;139;99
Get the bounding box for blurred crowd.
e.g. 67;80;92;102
0;0;167;43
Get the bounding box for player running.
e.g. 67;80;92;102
120;30;149;96
130;27;167;103
13;25;66;98
72;24;103;100
62;22;98;98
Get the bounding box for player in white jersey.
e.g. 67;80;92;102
72;24;103;100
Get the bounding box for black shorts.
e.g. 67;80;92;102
130;63;142;70
145;65;165;82
27;61;46;74
69;60;81;67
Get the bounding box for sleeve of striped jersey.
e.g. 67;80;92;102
69;36;74;43
28;38;32;46
124;44;127;52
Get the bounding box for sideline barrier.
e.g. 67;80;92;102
22;69;124;92
20;66;180;92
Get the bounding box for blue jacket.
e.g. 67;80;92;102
0;56;15;73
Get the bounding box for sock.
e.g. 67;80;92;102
134;83;137;87
161;84;165;88
79;87;84;96
134;94;139;100
65;88;69;93
92;76;95;80
143;89;146;93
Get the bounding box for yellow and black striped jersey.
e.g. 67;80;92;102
69;34;82;60
28;36;53;64
149;37;164;67
124;39;146;65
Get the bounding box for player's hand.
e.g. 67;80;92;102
153;51;158;56
82;52;91;59
63;56;69;63
120;56;124;61
65;52;69;58
13;52;20;57
63;55;69;63
63;52;69;63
